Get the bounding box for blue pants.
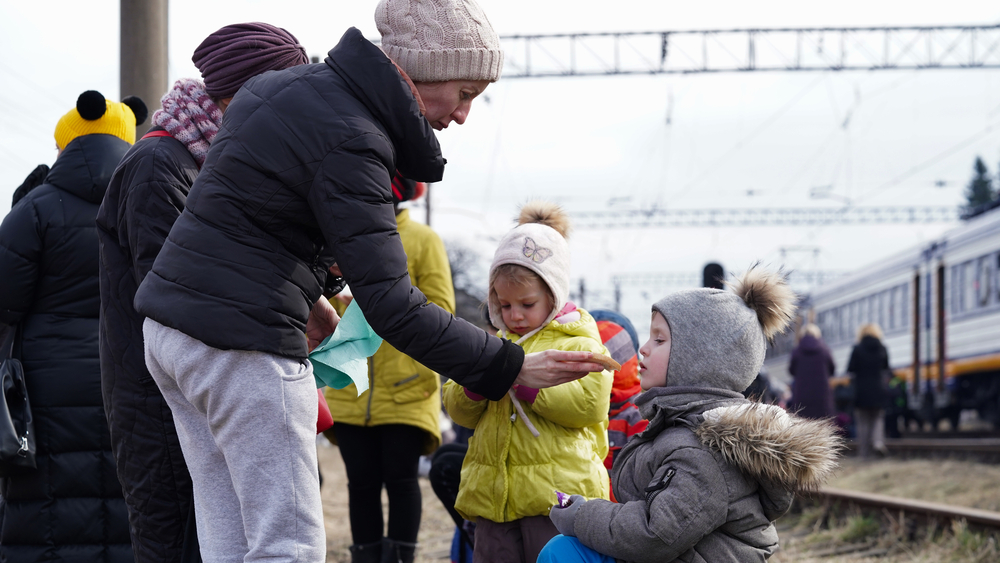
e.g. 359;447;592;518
537;535;615;563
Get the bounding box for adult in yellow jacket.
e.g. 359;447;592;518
324;175;453;563
442;201;612;563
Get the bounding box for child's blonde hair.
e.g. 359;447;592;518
487;264;555;320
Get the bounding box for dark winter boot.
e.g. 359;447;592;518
380;538;417;563
349;540;383;563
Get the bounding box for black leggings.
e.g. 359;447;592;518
333;423;425;544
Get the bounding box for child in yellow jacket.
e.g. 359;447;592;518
442;201;612;563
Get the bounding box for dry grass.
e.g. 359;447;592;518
771;456;1000;562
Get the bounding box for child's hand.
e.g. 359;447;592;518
549;494;585;537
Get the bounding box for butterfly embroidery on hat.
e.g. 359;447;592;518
522;237;553;263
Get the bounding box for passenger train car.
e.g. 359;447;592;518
763;206;1000;429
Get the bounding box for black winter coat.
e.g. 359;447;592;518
96;129;200;563
0;134;133;562
847;335;890;410
788;334;836;419
134;28;520;400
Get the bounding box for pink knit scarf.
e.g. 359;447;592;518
151;78;223;166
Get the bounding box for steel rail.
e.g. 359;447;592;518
812;486;1000;529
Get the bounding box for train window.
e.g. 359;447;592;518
978;256;992;307
881;291;890;330
964;260;977;312
950;264;962;314
901;283;909;328
888;288;897;330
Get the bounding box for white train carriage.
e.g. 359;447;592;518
763;206;1000;428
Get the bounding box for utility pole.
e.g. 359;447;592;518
120;0;168;135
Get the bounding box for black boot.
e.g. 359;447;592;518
349;540;382;563
380;538;417;563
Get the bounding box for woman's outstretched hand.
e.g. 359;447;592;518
306;297;341;352
515;350;604;389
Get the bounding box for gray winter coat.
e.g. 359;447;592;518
574;387;841;563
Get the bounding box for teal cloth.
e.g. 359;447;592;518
309;300;383;396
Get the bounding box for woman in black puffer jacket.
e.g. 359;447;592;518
0;91;144;562
133;1;602;561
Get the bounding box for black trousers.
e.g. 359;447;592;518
333;423;425;544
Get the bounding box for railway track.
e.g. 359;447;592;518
785;485;1000;559
844;437;1000;463
807;487;1000;531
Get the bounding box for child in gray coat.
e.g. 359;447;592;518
539;267;843;563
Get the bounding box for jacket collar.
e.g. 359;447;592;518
326;28;446;183
45;134;131;204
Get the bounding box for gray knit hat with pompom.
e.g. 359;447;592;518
651;268;796;393
375;0;504;82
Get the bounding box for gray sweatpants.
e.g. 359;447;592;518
143;319;324;563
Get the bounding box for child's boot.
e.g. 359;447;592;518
380;538;417;563
349;540;382;563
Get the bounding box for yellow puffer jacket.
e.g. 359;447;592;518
442;309;612;523
325;209;454;454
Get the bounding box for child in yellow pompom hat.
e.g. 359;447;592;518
54;90;148;151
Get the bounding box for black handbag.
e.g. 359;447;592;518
0;324;35;476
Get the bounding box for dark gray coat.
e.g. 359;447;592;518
573;387;841;563
134;28;519;400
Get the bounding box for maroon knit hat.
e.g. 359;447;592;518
193;22;309;99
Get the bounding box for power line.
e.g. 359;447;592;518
500;25;1000;78
572;206;958;228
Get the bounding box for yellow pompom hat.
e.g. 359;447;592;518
54;90;148;151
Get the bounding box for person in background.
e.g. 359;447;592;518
97;23;308;563
589;310;647;501
323;173;454;563
788;323;836;420
442;201;613;563
0;90;146;562
539;268;842;563
132;1;604;561
847;323;891;459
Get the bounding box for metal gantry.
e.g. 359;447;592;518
611;270;846;288
501;24;1000;78
572;206;959;229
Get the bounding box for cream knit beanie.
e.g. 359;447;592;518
488;202;571;340
375;0;504;83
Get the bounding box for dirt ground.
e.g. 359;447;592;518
320;441;1000;562
319;439;457;563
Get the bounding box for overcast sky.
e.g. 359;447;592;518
3;0;1000;334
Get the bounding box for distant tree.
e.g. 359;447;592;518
965;156;996;209
445;239;492;330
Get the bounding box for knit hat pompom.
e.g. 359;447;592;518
55;90;141;150
77;90;107;120
518;200;571;239
122;95;148;125
376;0;504;83
727;267;796;341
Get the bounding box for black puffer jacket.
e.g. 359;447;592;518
847;335;890;410
135;28;521;400
0;134;133;562
96;129;200;563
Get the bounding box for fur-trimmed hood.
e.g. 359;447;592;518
635;387;842;492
